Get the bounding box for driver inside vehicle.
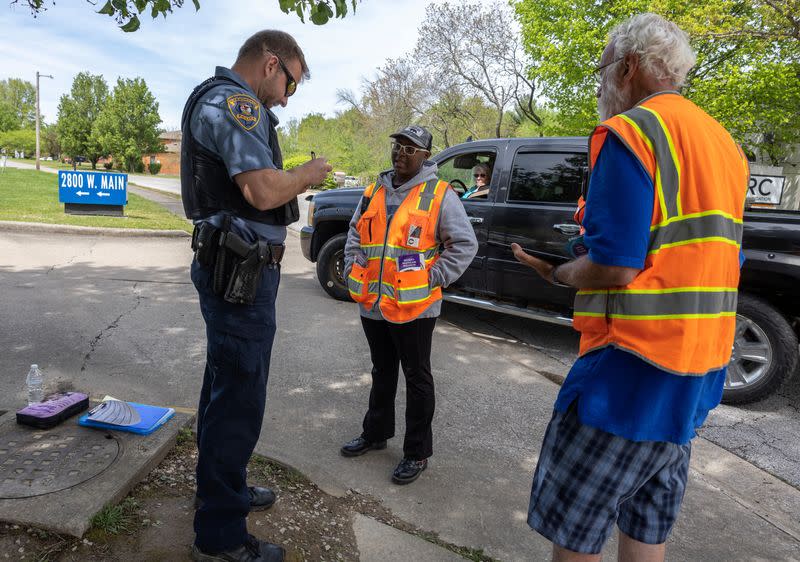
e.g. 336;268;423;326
462;163;491;199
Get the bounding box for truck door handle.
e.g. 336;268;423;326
553;223;580;236
469;216;484;224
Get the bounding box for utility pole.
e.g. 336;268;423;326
35;71;54;171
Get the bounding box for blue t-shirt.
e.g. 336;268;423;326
554;133;728;445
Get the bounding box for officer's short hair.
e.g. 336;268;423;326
236;30;310;80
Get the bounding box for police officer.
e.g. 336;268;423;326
181;30;331;562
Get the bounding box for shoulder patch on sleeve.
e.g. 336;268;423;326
226;93;261;131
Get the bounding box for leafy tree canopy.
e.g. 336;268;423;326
93;77;161;172
0;78;37;130
0;129;36;155
12;0;358;31
514;0;800;162
57;72;109;169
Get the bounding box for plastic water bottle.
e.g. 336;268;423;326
26;364;45;405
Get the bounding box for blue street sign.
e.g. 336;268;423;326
58;170;128;206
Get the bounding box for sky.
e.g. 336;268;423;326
0;0;465;132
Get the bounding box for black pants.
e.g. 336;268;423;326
360;316;437;460
191;260;279;553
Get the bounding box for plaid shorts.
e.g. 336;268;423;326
527;403;691;554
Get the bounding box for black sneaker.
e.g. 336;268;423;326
391;457;428;485
191;534;285;561
340;436;387;457
194;487;276;512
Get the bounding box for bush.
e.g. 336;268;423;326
103;161;113;170
0;129;36;155
148;161;162;175
282;154;311;170
319;174;338;191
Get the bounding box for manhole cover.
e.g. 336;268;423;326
0;425;120;499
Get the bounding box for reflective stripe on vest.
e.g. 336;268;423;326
574;288;738;319
577;93;748;375
349;179;448;323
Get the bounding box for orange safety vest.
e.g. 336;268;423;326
347;178;449;323
574;92;749;375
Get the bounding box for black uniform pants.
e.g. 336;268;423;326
191;259;279;553
360;316;437;460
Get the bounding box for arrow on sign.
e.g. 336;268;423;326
76;191;90;196
97;192;110;197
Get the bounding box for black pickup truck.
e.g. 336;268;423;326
300;137;800;404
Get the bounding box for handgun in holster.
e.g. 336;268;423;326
225;240;272;305
213;228;252;301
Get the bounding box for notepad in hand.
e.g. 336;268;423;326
78;400;174;435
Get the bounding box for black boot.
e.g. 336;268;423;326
340;436;387;457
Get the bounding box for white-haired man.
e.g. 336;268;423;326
512;13;748;562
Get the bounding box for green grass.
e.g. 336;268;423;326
0;168;191;232
248;455;308;488
89;497;140;535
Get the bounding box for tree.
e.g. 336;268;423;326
12;0;359;31
0;129;36;155
0;78;37;130
93;77;161;172
57;73;109;169
415;0;541;138
0;102;17;132
41;123;60;159
514;0;800;162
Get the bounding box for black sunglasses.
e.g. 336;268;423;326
268;51;297;97
474;173;488;178
593;57;624;84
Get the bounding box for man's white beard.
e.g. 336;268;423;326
598;77;631;122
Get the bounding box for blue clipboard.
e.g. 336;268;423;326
78;401;175;435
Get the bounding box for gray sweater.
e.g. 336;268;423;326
344;161;478;320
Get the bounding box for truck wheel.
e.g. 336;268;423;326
722;293;799;405
315;233;352;302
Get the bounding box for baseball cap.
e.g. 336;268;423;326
390;125;432;151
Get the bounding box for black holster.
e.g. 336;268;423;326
192;219;282;305
191;221;220;267
225;240;270;305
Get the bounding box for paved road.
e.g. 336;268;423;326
441;303;800;490
8;158;800;492
1;229;799;561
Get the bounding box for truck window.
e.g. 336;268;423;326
437;150;496;199
507;152;587;204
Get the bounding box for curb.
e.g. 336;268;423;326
0;220;190;238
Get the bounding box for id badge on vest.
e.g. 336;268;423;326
397;253;424;272
406;222;423;248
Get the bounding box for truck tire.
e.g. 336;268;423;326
722;293;799;405
315;233;352;302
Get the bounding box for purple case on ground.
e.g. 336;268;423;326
16;392;90;429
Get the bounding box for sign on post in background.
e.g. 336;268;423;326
747;174;785;206
58;170;127;216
